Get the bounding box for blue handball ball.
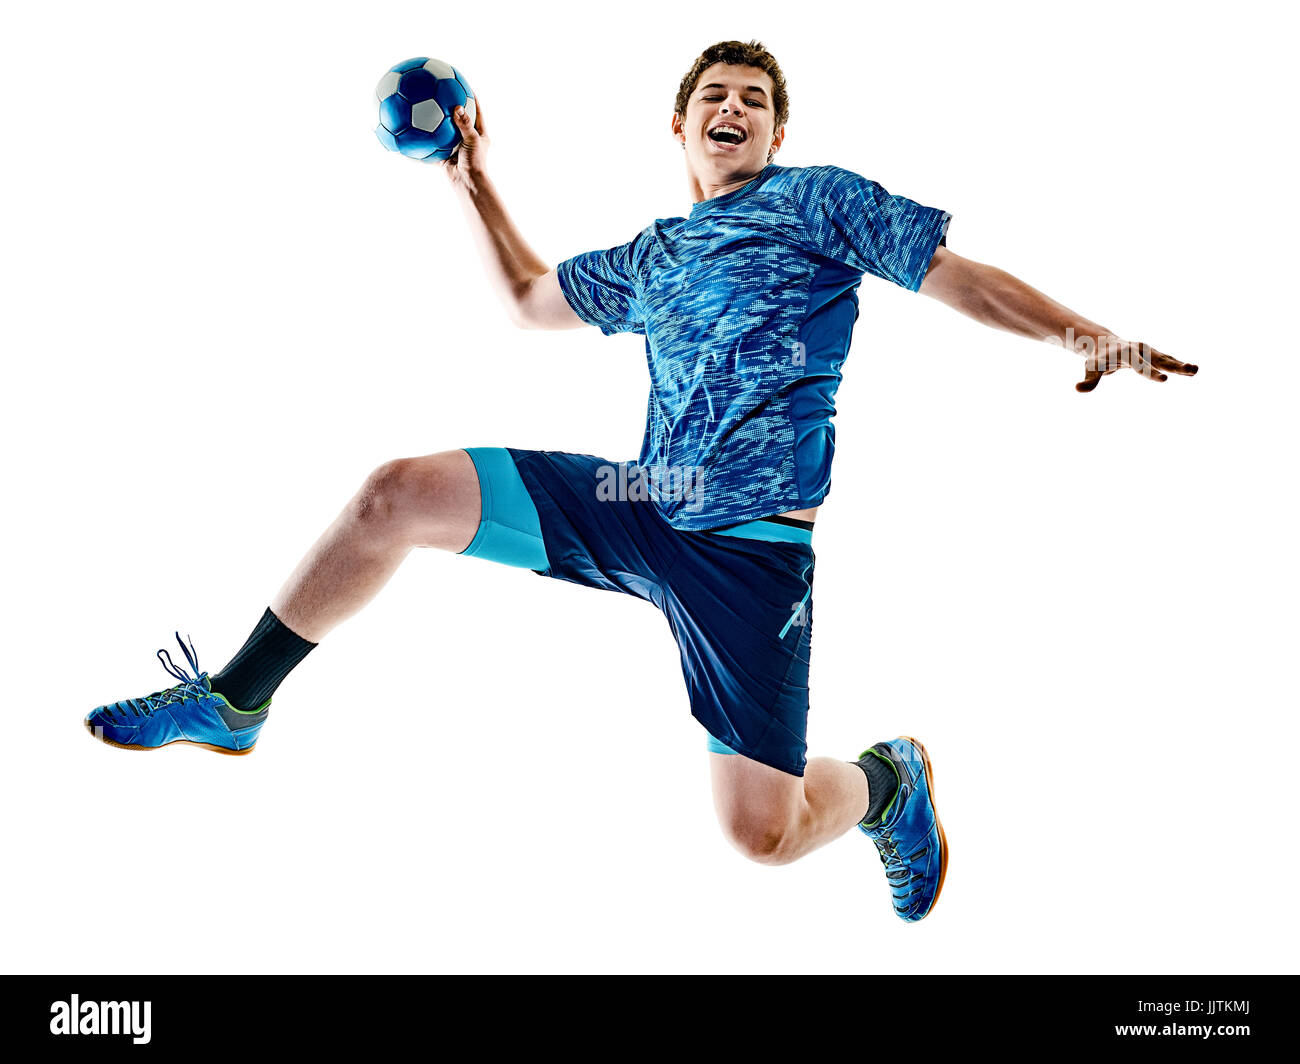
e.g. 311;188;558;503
374;57;476;162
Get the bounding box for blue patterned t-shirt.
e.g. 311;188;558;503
556;163;951;531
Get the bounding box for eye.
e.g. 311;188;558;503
700;95;764;108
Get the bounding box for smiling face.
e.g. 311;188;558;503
673;62;784;193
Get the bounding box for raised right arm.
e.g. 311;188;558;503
443;102;584;331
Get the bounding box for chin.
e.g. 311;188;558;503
700;149;764;171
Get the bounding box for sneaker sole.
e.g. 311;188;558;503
84;719;254;756
899;734;948;919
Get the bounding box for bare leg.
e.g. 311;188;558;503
710;752;870;865
269;449;481;643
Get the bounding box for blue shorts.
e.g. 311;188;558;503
458;447;815;777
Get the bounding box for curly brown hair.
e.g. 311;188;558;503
674;39;790;131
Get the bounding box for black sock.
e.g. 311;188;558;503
208;607;317;711
854;747;900;826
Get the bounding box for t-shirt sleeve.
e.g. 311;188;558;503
796;165;951;292
555;229;650;336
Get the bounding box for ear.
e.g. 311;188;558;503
770;124;786;155
670;112;685;143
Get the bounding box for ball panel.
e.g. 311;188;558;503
374;124;398;152
391;57;429;73
462;97;476;128
375;71;401;100
378;94;411;135
436;77;468;112
423;58;455;81
410;99;445;133
398;67;438;102
394;128;446;157
430;115;457;149
452;68;475;98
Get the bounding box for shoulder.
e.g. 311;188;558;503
777;163;877;202
573;220;667;290
627;220;665;274
588;221;660;272
762;165;884;229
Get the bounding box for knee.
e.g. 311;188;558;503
353;457;443;530
351;452;480;550
721;810;799;867
353;459;409;525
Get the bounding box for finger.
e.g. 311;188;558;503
1123;343;1167;383
1135;359;1168;382
459;99;481;137
1076;365;1104;392
1149;348;1199;376
1133;340;1192;379
454;104;476;142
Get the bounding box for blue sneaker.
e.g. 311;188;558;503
85;633;270;755
857;736;948;922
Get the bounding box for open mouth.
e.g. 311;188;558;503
707;123;747;147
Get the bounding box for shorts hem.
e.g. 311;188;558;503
698;722;806;778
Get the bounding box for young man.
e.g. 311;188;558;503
85;40;1195;923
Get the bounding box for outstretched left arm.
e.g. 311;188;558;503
918;246;1198;392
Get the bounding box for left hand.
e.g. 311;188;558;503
1077;339;1198;393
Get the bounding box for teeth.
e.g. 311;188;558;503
710;124;745;142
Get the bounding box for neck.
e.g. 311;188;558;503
686;164;765;207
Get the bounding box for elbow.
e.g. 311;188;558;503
508;305;538;330
508;276;540;330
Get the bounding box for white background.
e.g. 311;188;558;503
3;0;1295;974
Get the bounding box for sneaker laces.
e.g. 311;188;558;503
871;826;922;893
873;827;903;871
116;633;209;718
